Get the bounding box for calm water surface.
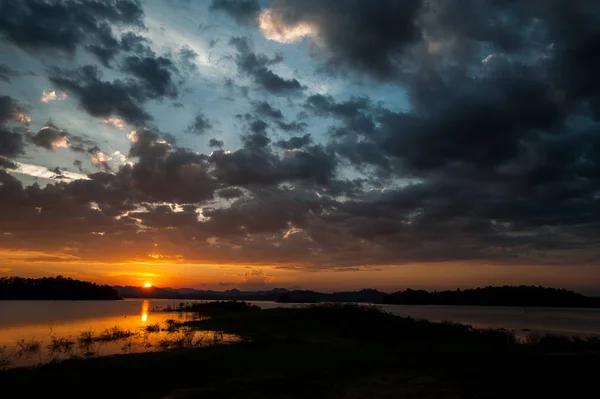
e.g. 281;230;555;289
1;299;600;368
259;302;600;337
0;299;237;368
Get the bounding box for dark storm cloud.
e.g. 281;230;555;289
0;96;29;158
263;0;600;267
0;128;25;159
263;0;422;80
229;36;304;95
275;134;312;150
275;120;307;133
0;96;30;126
2;0;600;270
208;138;224;148
0;0;144;57
304;95;376;137
85;24;122;68
27;120;99;154
314;0;599;178
121;56;179;99
210;0;261;26
336;65;562;177
0;169;144;259
120;32;153;56
210;140;337;187
49;65;152;125
250;101;308;133
0;156;17;169
187;113;213;135
252;101;283;120
249;119;268;135
251;101;307;132
88;31;156;68
30;123;69;150
252;68;304;95
242;132;270;149
122;129;220;204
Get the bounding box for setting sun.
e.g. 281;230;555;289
144;282;152;288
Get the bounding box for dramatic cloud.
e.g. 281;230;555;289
187;113;213;135
275;134;312;150
259;8;319;43
252;101;283;119
210;137;337;187
259;0;423;79
121;55;179;99
0;96;30;158
230;36;304;95
0;128;25;159
209;138;224;148
30;123;69;150
0;96;30;126
49;65;152;125
104;118;127;131
0;0;144;55
40;90;67;103
1;0;600;289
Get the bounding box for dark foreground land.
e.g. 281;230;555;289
1;303;599;399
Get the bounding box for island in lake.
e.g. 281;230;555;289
381;286;600;308
0;276;121;300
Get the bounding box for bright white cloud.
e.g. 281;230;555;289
113;151;127;163
104;118;126;131
13;112;31;125
127;130;139;143
53;136;69;148
90;151;111;166
9;161;89;182
40;90;67;103
259;9;319;44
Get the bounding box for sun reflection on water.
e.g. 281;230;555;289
141;300;149;323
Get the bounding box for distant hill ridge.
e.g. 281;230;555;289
0;276;121;300
114;285;385;303
114;285;600;307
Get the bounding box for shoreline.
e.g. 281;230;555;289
2;303;600;372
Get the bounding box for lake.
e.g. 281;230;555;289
0;299;239;368
1;299;600;368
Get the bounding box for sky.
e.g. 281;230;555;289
1;0;600;293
